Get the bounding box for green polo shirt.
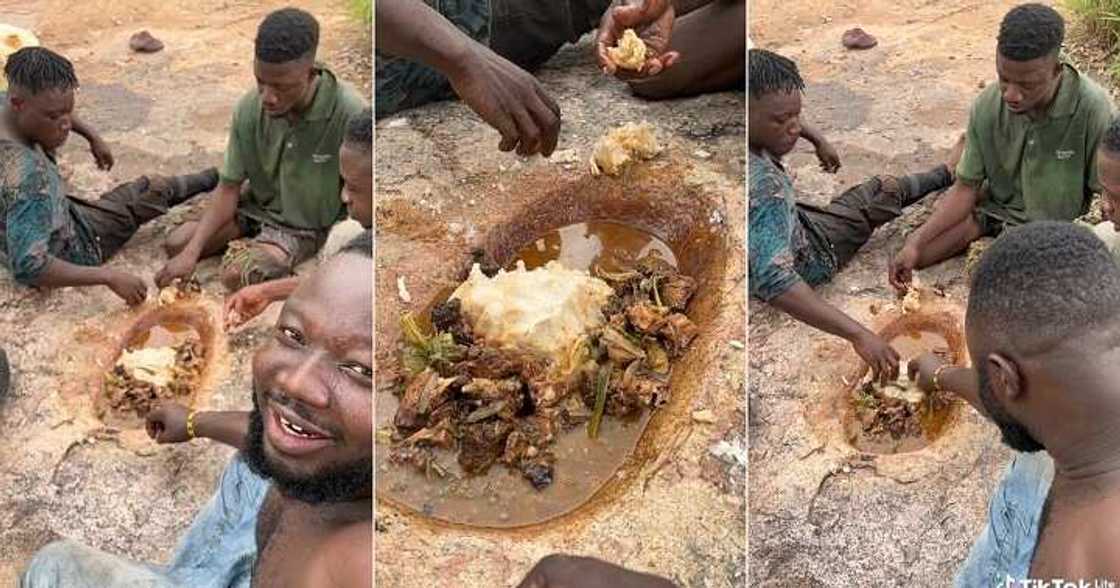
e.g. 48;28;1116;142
220;65;366;230
957;63;1115;226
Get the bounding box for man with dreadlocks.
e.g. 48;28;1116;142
890;3;1115;293
157;7;366;294
748;47;957;383
23;230;373;587
0;46;219;305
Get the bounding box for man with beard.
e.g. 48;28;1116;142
157;7;366;293
21;230;372;587
909;221;1120;585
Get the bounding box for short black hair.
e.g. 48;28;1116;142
339;229;372;258
748;49;804;100
998;3;1064;61
344;108;372;153
255;7;319;64
4;47;78;95
969;221;1120;357
1102;116;1120;156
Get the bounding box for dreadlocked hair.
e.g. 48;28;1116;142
748;49;803;100
4;47;78;95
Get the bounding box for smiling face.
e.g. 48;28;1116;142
245;251;372;503
9;86;74;150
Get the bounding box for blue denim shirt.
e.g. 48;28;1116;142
956;451;1054;587
22;453;269;587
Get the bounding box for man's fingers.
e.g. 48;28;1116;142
613;0;670;27
531;92;561;157
510;102;542;156
483;102;520;153
536;85;561;119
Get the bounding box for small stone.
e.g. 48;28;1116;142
692;409;717;424
729;340;745;350
129;30;164;53
385;118;409;129
694;149;712;159
841;28;878;50
397;276;412;304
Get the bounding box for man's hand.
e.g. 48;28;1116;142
596;0;680;78
517;555;676;588
224;284;272;330
852;330;900;385
814;140;841;173
89;137;114;171
889;242;921;294
146;402;191;443
105;270;147;306
447;45;561;157
907;352;948;393
155;252;198;289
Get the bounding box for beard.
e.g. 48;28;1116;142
977;366;1045;453
244;389;373;504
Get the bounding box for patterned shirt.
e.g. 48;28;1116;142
0;139;101;284
748;150;836;301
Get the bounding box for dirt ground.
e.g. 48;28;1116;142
0;0;369;583
746;1;1073;585
374;38;747;587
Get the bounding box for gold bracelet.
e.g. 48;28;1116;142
932;364;952;393
187;410;197;440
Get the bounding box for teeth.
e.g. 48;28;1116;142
280;415;318;439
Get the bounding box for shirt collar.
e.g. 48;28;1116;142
302;64;338;122
1044;62;1080;120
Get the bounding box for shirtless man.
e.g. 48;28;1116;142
909;222;1120;585
22;231;372;587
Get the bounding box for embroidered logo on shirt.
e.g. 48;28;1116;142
312;153;333;164
1055;149;1075;160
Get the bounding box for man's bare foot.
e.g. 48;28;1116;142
946;133;966;178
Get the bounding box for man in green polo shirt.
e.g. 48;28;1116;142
156;7;366;292
889;3;1115;292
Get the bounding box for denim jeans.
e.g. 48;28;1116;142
955;451;1054;588
21;453;269;588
